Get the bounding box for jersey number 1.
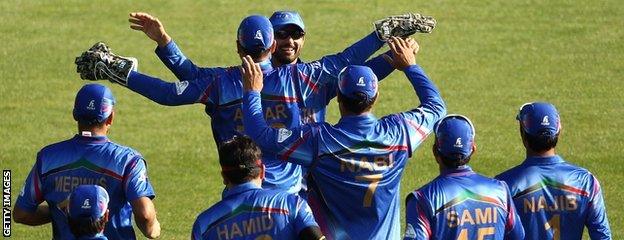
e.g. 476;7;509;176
545;214;560;240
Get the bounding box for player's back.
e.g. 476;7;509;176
305;113;420;240
406;167;520;240
192;183;313;240
19;135;147;240
496;155;611;240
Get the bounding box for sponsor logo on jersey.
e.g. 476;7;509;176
404;223;416;238
277;128;292;143
175;81;189;95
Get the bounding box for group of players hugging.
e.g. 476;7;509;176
13;9;611;240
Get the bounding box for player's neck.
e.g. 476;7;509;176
77;126;108;137
526;148;556;158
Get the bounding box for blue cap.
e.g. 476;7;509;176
270;11;305;31
435;114;476;160
517;102;561;136
68;185;109;220
73;84;115;124
338;66;378;101
238;15;274;52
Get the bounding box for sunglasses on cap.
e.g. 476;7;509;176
275;29;305;40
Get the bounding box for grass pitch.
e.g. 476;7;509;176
1;0;622;239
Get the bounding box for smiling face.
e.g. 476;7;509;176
272;24;305;66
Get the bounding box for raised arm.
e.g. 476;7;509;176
240;56;316;167
126;71;214;106
129;12;212;80
385;37;446;153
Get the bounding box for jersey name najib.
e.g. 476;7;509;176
15;135;155;240
496;155;611;240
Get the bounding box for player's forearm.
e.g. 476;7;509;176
404;65;446;116
132;197;161;239
339;32;385;64
242;91;274;142
13;205;51;226
155;39;201;80
364;50;394;81
127;71;199;106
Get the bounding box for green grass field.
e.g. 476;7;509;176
2;0;622;239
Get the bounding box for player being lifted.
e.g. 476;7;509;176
75;12;434;194
403;115;524;240
241;36;445;239
496;102;611;239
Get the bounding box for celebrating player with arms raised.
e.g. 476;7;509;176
75;12;433;194
241;36;445;239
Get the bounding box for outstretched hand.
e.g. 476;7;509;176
241;55;263;92
383;36;419;70
129;12;171;47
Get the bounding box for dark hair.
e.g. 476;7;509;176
522;130;559;153
433;143;471;169
218;136;263;184
68;217;106;237
337;91;377;115
240;45;271;61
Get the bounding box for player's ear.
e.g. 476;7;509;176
269;40;276;54
236;40;244;58
220;171;229;186
260;164;266;180
103;209;110;223
105;111;114;127
471;142;477;155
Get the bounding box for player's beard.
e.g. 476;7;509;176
273;39;303;65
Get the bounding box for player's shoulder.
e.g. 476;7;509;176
495;162;531;183
38;137;77;155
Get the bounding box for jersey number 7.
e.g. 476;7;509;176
355;174;383;207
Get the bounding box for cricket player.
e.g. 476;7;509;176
79;13;411;194
403;115;525;240
67;185;110;240
191;136;324;240
496;102;611;239
13;84;160;239
241;36;446;239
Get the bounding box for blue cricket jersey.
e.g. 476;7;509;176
15;134;155;240
496;155;611;240
125;32;391;193
191;182;318;240
242;64;446;239
404;166;525;240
